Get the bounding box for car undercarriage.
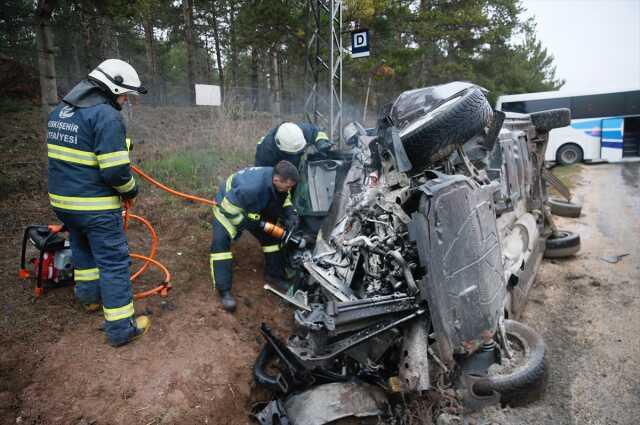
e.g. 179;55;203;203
252;82;578;424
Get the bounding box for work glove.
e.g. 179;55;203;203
243;212;262;232
120;182;139;200
284;213;300;231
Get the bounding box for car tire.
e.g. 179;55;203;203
544;230;581;258
556;144;583;165
472;320;546;406
399;87;493;169
529;108;571;133
548;197;582;218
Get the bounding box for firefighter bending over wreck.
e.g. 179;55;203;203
210;161;300;312
47;59;150;347
254;122;333;168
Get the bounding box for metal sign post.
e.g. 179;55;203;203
304;0;343;145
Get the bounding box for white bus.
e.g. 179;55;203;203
496;88;640;164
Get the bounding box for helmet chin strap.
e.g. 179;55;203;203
95;67;148;94
86;76;123;110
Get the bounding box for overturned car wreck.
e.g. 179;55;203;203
253;82;579;424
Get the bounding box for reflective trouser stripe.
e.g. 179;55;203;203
226;175;234;192
257;136;265;145
97;150;130;169
247;212;261;221
47;144;98;167
316;131;329;142
213;207;237;239
74;267;100;281
209;256;215;288
49;193;121;211
209;252;233;289
262;244;280;253
114;176;136;193
103;302;134;322
210;252;233;261
58;210;133;345
125;138;132;151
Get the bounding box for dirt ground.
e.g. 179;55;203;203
476;162;640;425
1;108;639;425
0;108;291;425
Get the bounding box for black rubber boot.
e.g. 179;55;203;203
218;290;237;312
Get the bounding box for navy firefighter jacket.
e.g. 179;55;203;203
254;123;329;168
47;80;137;214
213;167;293;239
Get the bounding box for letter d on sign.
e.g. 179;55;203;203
351;29;370;58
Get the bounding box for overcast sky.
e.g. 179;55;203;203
521;0;640;93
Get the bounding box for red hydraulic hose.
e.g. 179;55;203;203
122;165;217;300
122;204;167;300
131;165;216;206
128;213;158;281
131;253;172;299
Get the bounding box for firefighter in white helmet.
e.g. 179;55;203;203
255;122;334;168
47;59;149;346
88;59;148;97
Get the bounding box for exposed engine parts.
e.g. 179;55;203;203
313;184;419;300
254;82;577;424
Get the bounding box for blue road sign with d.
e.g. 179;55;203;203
351;29;370;58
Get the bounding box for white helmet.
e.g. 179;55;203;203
343;122;365;145
88;59;147;96
275;123;306;153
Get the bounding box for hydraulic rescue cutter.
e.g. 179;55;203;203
259;220;306;249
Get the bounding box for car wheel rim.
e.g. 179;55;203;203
561;149;577;163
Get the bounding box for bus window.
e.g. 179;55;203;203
502;101;526;113
625;91;640;115
572;93;626;119
502;98;570;114
524;98;571;113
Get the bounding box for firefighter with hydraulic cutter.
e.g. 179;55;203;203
210;161;300;312
47;59;150;347
254;122;333;168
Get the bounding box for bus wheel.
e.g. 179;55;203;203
556;144;583;165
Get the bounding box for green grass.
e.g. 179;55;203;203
549;164;583;190
548;163;583;198
143;147;252;200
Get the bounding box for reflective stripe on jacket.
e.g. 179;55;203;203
47;97;137;213
213;167;291;238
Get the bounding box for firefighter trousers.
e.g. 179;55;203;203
54;210;138;346
209;217;285;293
